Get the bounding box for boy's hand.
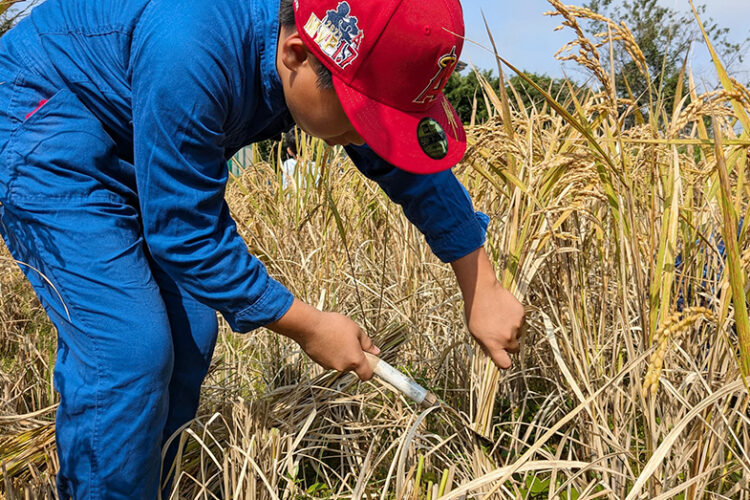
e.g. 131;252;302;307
464;280;524;369
266;299;380;380
451;248;525;370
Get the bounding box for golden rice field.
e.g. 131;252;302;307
2;1;749;498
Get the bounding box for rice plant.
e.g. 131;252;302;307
1;1;749;498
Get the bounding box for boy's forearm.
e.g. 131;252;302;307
450;247;498;305
266;297;320;342
450;247;525;370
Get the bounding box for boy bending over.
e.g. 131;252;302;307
0;0;525;497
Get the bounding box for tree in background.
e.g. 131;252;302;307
444;69;498;124
583;0;750;108
444;69;572;124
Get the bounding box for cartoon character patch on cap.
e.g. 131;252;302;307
304;1;363;69
414;46;457;104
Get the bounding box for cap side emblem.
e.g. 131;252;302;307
413;46;457;104
417;118;449;159
304;1;364;69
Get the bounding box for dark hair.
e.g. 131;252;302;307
279;0;334;90
283;129;298;156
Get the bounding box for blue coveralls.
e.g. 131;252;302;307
0;0;488;497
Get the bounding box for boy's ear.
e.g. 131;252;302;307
280;30;311;72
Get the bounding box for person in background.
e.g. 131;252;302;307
282;130;299;189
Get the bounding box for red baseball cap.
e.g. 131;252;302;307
293;0;466;174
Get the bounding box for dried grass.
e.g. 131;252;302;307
2;1;749;498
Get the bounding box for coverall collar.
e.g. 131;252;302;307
253;0;286;112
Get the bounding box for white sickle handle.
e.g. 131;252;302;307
364;352;438;409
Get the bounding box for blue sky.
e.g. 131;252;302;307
460;0;750;89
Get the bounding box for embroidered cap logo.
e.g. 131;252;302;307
413;46;457;105
304;1;363;69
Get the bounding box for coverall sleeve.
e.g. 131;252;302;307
344;145;489;263
129;4;292;332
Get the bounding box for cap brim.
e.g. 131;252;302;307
333;77;466;174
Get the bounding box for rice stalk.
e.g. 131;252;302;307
2;1;750;498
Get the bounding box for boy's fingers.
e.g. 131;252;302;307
518;323;528;340
353;356;374;381
358;331;381;355
491;349;512;370
505;339;520;354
